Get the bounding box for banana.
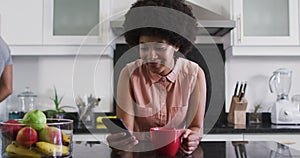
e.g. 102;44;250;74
35;141;69;156
6;141;43;158
62;131;71;146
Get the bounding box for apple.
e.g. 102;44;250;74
38;126;62;145
1;120;23;140
16;127;38;148
22;110;47;131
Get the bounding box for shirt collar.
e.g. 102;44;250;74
146;58;182;83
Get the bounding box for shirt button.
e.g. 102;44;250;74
161;78;166;82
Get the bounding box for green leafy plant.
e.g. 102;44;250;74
254;104;262;114
250;104;262;123
44;87;75;118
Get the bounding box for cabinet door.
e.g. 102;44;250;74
0;0;43;45
233;0;299;46
43;0;110;45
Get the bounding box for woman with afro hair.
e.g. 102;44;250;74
107;0;206;155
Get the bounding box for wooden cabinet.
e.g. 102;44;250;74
226;0;300;56
233;0;298;46
43;0;111;45
0;0;43;45
0;0;112;55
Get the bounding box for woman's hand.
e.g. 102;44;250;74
107;132;139;151
180;129;201;155
111;150;133;158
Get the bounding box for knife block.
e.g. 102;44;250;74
227;96;248;125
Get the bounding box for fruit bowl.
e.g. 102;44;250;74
1;118;73;158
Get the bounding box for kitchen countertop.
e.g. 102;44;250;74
71;141;300;158
73;113;300;134
208;112;300;134
206;122;300;134
73;123;300;135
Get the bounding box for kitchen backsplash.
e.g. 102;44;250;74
5;56;113;114
226;55;300;113
1;53;300;116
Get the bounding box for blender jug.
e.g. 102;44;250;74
269;68;292;101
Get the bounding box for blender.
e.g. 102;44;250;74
269;68;300;124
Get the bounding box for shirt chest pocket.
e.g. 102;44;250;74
169;105;188;121
134;106;161;131
135;106;154;117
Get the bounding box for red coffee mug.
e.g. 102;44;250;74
150;127;183;157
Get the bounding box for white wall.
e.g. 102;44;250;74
226;55;300;112
9;51;300;114
8;55;113;113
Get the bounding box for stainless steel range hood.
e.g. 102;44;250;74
187;2;236;36
110;1;236;37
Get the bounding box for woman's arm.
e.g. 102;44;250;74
188;66;206;135
0;65;13;102
181;66;206;154
106;67;138;151
116;67;135;132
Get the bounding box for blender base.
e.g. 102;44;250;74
271;100;300;125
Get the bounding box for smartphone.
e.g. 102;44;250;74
102;118;132;137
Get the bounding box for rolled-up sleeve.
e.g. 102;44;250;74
0;36;12;74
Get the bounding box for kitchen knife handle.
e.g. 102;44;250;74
238;82;244;98
243;82;247;93
234;81;239;97
239;82;247;101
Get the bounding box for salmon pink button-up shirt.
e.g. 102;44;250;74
121;57;203;135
